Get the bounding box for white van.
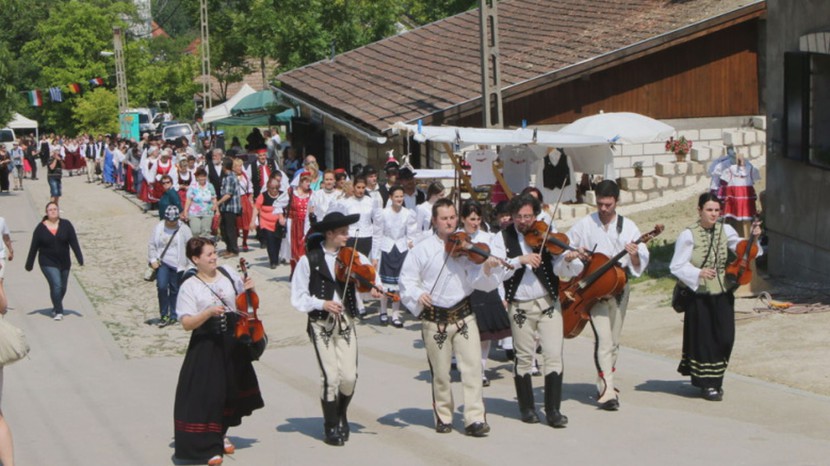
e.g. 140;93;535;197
0;128;15;152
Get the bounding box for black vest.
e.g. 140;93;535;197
307;248;358;316
502;226;559;303
543;152;571;190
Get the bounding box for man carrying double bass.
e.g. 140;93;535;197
490;194;584;428
566;180;650;411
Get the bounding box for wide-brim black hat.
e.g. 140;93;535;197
312;212;360;233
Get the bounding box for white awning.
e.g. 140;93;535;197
7;113;38;129
202;84;257;125
389;122;610;148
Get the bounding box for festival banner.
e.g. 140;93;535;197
28;90;43;107
49;87;63;102
68;83;81;94
89;77;105;87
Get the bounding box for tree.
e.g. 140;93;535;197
0;42;17;125
73;88;120;135
403;0;477;25
126;36;202;119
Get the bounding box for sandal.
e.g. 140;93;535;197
223;437;235;454
208;455;223;465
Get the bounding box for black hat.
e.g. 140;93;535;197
398;167;417;179
312;212;360;233
362;165;377;176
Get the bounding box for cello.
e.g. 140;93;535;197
560;225;664;338
235;258;267;360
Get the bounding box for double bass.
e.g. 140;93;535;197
235;258;268;360
560;225;664;338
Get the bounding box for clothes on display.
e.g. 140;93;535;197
538;148;576;203
720;161;760;221
500;145;536;194
467;149;497;187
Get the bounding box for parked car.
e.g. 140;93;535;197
162;123;194;145
0;127;16;152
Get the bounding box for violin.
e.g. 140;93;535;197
235;258;267;359
560;224;664;338
446;231;514;270
725;216;761;287
335;247;400;302
523;220;576;255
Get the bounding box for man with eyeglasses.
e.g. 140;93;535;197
290;155;318;187
157;175;183;220
490;194;584;428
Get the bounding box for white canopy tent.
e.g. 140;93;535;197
390;122;614;177
6;113;39;139
202;84;257;125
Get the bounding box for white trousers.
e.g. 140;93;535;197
422;314;485;427
308;315;358;402
508;294;563;376
588;285;630;402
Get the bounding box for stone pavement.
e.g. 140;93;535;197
2;177;830;465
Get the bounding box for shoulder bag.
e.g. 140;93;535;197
0;316;30;366
144;228;180;281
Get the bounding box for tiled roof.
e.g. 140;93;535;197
277;0;764;133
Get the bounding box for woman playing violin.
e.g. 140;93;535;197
173;238;263;466
670;192;762;402
290;212;381;447
460;200;512;387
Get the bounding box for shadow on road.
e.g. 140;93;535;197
27;307;83;318
376;407;436;429
635;378;700;398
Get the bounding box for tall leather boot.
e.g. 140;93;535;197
544;372;568;428
321;399;344;446
338;392;353;442
513;374;541;423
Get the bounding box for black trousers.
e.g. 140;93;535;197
220;211;240;254
0;167;9;191
260;228;283;266
25;154;37;179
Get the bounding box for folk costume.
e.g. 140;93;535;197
491;224;581;426
254;188;288;268
286;186;311;273
173;266;264;462
719;161;761;221
566;212;649;409
331;195;381;260
670;221;758;399
235;170;254;250
290;212;364;446
377;203;418;325
399;234;500;436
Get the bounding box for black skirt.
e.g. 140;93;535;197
470;289;512;341
379;245;407;286
677;292;735;389
174;315;264;461
346;236;372;258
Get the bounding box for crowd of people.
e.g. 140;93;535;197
0;123;765;466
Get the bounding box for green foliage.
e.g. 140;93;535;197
0;42;17;125
73;88;120;135
126;36;201;119
403;0;478;25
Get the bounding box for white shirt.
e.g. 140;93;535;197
366;185;383;210
467;149;497;186
0;217;9;259
669;224;747;291
708;156;732;191
566;213;650;277
330;196;382;259
490;225;583;301
399;234;500;317
290;247;372;313
308;188;341;221
176;267;243;320
147;221;193;271
500;145;536;194
378;206;418;253
402;189;423;211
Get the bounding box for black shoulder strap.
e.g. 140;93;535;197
179;265;238;295
616;214;624;235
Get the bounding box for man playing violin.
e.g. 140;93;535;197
565;180;650;411
490;194;583;427
399;198;502;437
290;212;382;446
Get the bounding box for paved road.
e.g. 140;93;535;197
2;177;830;465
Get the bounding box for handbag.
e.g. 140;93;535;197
144;227;180;282
0;316;30;366
671;282;694;313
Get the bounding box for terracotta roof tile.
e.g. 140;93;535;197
277;0;762;133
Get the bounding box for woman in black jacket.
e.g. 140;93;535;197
24;202;84;321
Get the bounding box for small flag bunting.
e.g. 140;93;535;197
89;77;104;87
49;87;63;102
68;83;81;94
28;90;42;107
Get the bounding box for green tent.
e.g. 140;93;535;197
213;91;294;126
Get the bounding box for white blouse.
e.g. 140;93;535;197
176;267;244;320
378;206;418;253
330;195;382;259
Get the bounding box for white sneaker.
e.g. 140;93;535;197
54;313;63;321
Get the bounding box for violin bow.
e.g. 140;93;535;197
537;178;569;255
426;235;460;305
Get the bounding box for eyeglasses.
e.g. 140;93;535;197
515;214;535;220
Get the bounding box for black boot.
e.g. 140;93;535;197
544;372;568;428
513;374;541;423
338;392;353;442
321;399;344;446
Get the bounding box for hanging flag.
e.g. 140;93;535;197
89;77;105;87
49;87;63;102
28;90;43;107
68;83;81;94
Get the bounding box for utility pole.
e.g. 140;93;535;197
479;0;504;128
199;0;212;108
113;26;129;113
